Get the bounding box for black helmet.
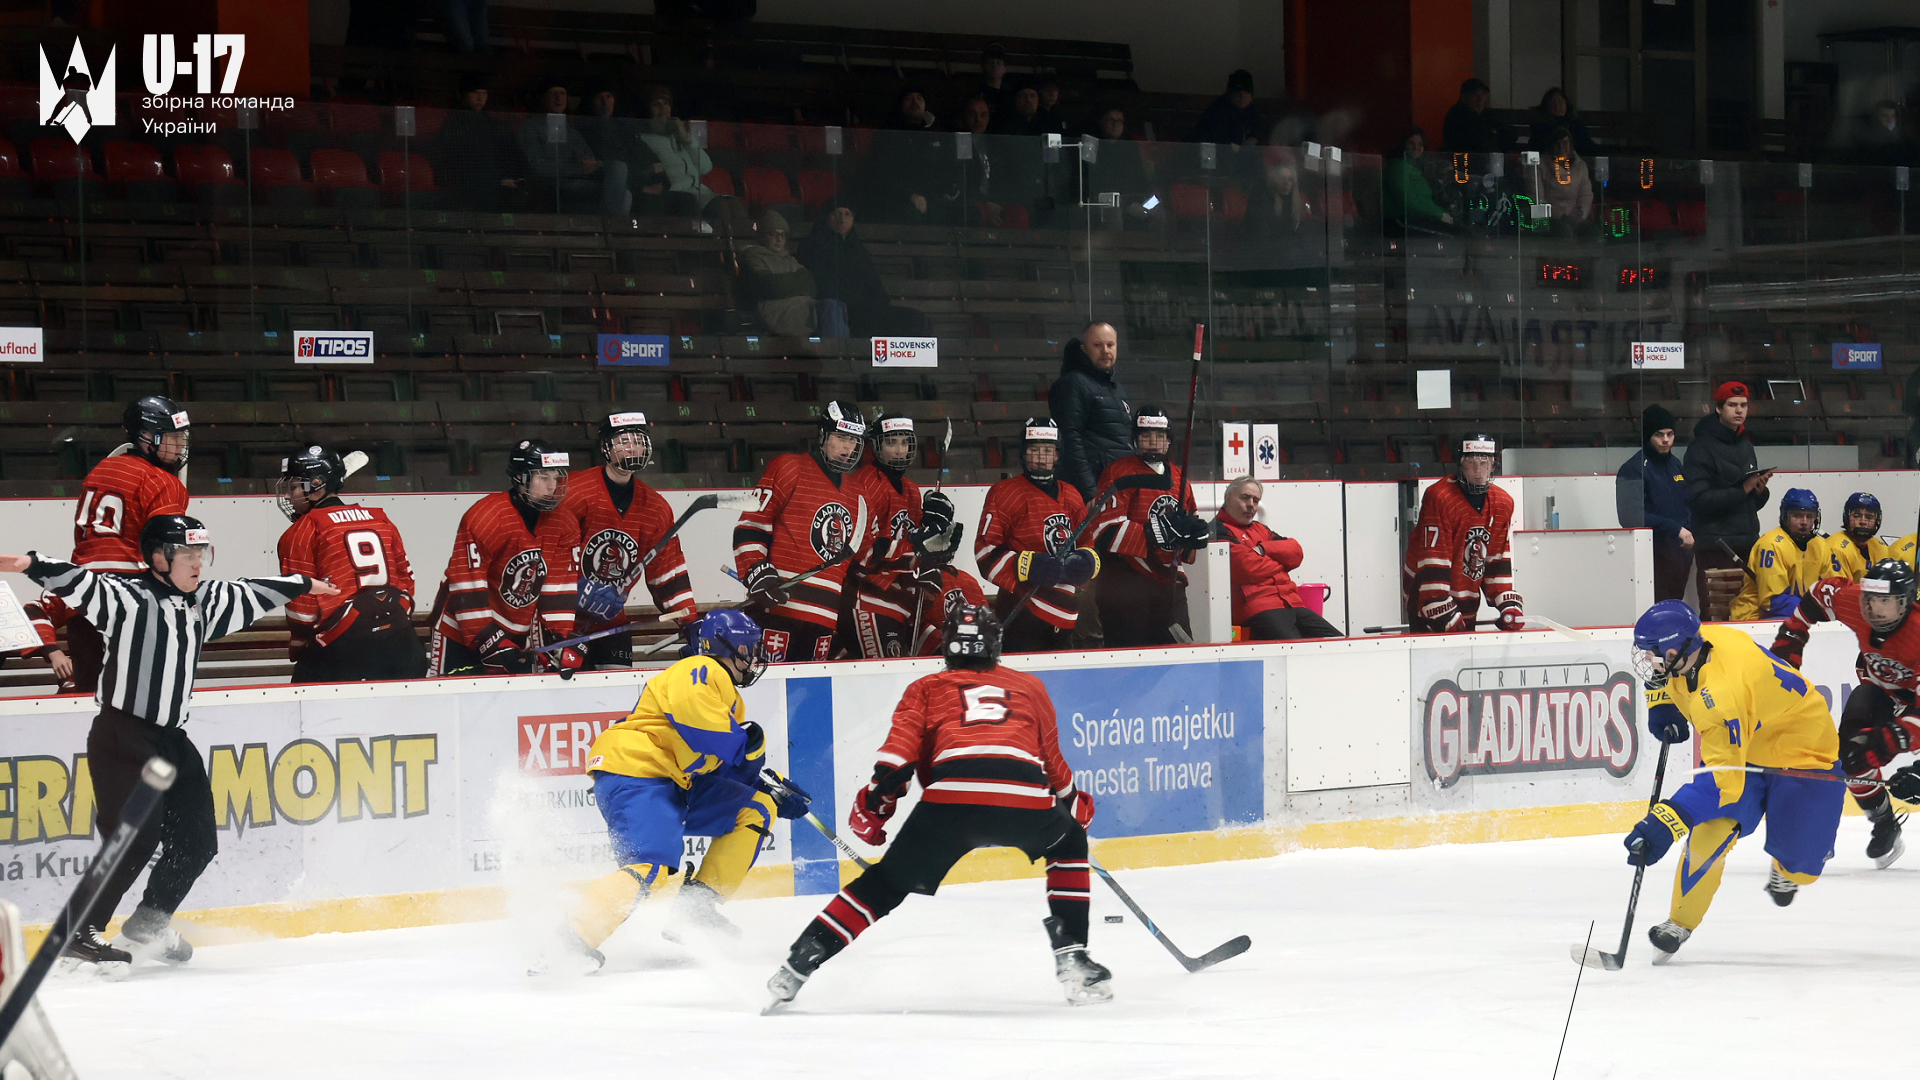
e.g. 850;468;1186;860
1133;406;1171;464
868;412;917;474
124;395;191;468
508;438;571;512
815;400;868;473
1458;432;1497;494
1021;416;1060;482
598;411;654;472
277;445;347;521
1862;560;1919;634
140;514;211;566
942;602;1003;670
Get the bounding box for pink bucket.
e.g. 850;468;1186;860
1297;583;1331;616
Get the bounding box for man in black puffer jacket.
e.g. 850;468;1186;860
1048;320;1133;649
1683;381;1773;606
1049;321;1133;502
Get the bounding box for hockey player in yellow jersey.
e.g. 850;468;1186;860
1623;600;1842;963
1820;492;1893;581
541;609;810;973
1731;488;1827;620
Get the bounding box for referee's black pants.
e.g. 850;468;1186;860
86;706;217;930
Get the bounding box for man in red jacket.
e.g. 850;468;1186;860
1215;478;1341;640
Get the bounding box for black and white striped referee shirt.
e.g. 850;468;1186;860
26;553;310;728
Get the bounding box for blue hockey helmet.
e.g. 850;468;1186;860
1846;492;1882;518
1779;487;1819;532
1631;600;1703;688
695;608;769;686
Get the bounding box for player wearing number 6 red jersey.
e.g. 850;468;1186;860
764;603;1109;1013
275;446;426;683
51;396;192;693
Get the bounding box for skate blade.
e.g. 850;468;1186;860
1651;948;1678;965
118;935;190;966
55;956;130;980
1567;943;1623;971
1060;979;1115;1006
1874;837;1906;870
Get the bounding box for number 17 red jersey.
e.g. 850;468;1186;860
277;499;417;649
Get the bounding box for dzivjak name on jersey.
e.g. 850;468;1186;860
1423;661;1638;788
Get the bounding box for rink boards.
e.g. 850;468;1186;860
0;620;1868;939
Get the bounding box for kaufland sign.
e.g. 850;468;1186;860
294;330;375;364
0;327;43;363
872;336;938;368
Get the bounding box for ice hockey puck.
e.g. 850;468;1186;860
1103;915;1124;924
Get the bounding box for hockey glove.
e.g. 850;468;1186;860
913;520;963;563
1148;507;1212;552
1770;625;1808;669
1060;548;1100;586
1767;592;1804;619
577;579;627;622
919;490;956;535
1495;605;1525;632
1646;703;1691;745
1624;800;1692;866
743;561;790;607
1844;720;1917;774
848;782;899;846
756;770;814;821
539;646;586;675
1017;550;1065;588
1887;764;1920;804
475;628;532;674
1062;789;1095;828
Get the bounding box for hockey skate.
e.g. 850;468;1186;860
119;905;193;964
527;924;604;976
1867;810;1906;870
58;927;131;977
762;963;809;1014
1764;864;1798;907
1647;921;1690;965
662;880;740;944
763;925;836;1014
1044;916;1113;1006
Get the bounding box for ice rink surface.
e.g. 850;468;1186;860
37;818;1907;1079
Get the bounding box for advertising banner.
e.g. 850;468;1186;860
596;334;671;367
0;327;43;363
1832;343;1882;370
1630;342;1684;370
294;330;375;364
871;337;938;367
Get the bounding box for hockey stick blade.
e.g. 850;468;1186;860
1186;934;1253;972
1568;942;1624;971
341;450;371;478
1090;861;1249;972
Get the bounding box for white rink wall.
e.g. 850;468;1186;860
0;619;1866;938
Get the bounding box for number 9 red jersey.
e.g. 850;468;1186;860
277;500;416;650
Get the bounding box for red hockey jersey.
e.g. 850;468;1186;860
434;492;578;654
910;567;987;656
70;454;189;574
1086;456;1193;582
557;468;697;628
850;462;923;591
1403;477;1518;624
733;452;882;630
3;602;57;659
873;663;1077;809
277;499;417;652
976;475;1088;630
1783;577;1920;712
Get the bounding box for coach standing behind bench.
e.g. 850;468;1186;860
1;516;332;970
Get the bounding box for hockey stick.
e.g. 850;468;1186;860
1000;470;1172;632
1175;323;1204;486
759;770;874;870
1570;740;1671;971
647;491;761;568
721;544;858;591
1682;763;1886;787
1090;859;1250;972
1714;538;1758;580
908;421;959;646
341;450;371;478
0;757;176;1047
1362;615;1588;642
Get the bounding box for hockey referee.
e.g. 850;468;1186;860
0;515;336;970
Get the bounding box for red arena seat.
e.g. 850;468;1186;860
702;168;736;197
797;169;839;212
742;166;795;213
104;140;177;202
309;148;380;207
28;137;98;182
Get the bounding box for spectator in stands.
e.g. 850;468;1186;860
1050;320;1133;502
1189;69;1261;145
739;211;818;337
1087;105;1156;224
1383;129;1457;236
1528;88;1597;160
1220;149;1326;286
518;78;632;217
798;199;930;337
1615;404;1693;602
1443;78;1509;154
1216;478;1340;640
1685;381;1772;605
991;81;1052;225
858;86;957;226
1035;74;1073;137
958;94;1015;227
1858;100;1915;166
442;0;490;54
639;85;753;235
579;82;666;217
435;73;526;212
997;81;1044;136
977;43;1011;116
1538;127;1597;240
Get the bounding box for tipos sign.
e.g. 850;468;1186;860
1420;660;1638;788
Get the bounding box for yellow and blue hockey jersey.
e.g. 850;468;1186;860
1646;624;1838;822
585;654;751;785
1821;532;1894;581
1730;527;1827;620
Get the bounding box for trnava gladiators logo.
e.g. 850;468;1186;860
1422;660;1638;788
